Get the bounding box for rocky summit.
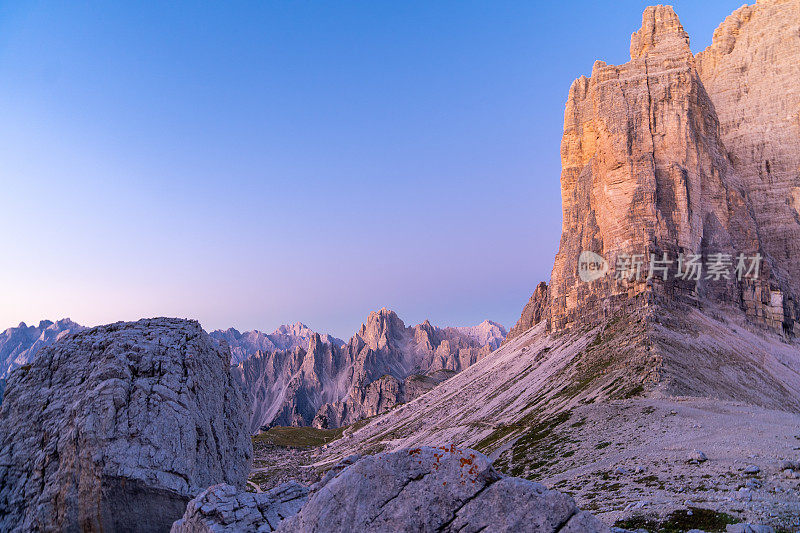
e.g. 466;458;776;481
0;318;252;532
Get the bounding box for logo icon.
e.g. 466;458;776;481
578;251;609;282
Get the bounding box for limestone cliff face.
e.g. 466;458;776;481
547;4;798;334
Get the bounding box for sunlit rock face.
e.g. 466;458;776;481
0;318;252;532
547;4;800;334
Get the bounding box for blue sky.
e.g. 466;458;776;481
0;1;743;338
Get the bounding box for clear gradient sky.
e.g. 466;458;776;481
0;1;744;338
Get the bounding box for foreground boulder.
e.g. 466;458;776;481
283;446;606;532
173;446;607;532
0;318;252;532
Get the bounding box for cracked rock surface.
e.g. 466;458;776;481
0;318;252;532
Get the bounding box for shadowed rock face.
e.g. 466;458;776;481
546;4;800;335
698;0;800;256
696;0;800;330
0;318;252;533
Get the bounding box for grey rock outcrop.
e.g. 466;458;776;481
170;482;308;533
0;317;252;532
0;318;85;378
279;446;607;532
234;308;504;431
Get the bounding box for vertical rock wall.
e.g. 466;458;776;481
548;4;800;334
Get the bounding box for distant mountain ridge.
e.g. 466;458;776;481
0;319;85;379
451;320;506;350
0;314;505;425
209;323;344;365
0;318;345;373
233;308;506;432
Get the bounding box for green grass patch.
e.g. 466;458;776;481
474;423;520;454
588;332;604;348
253;426;345;447
635;474;660;487
615;507;739;533
623;384;645;399
504;411;572;477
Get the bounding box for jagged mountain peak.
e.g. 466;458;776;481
451;320;508;350
271;321;312;337
547;0;799;335
209;322;345;365
357;308;406;351
630;4;691;59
